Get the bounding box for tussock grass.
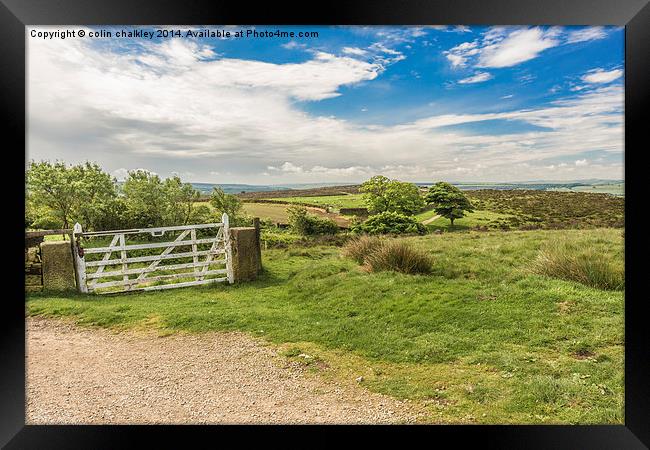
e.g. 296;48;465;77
342;235;433;274
365;240;433;275
341;235;383;264
530;237;624;290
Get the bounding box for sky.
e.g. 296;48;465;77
27;25;624;184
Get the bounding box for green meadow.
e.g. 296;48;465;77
27;228;624;424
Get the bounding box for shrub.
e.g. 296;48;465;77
341;235;384;264
529;239;624;290
287;205;339;235
261;229;301;248
364;240;433;275
351;211;426;235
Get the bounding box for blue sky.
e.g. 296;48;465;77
27;25;624;183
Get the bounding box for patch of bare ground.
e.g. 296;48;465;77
26;317;422;424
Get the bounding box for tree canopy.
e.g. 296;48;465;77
26;161;117;230
360;175;425;215
425;181;474;226
26;161;207;231
209;187;244;224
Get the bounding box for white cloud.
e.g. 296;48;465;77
282;41;306;50
428;25;471;33
581;68;623;84
444;41;479;68
28;27;623;184
458;72;493;84
575;159;588;166
368;42;402;56
566;26;607;43
112;167;157;180
444;27;560;70
267;162;372;177
477;27;560;68
342;46;368;56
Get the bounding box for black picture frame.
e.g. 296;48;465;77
2;1;648;447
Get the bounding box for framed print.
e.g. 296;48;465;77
2;0;649;447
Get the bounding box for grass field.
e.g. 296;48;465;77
549;183;624;197
27;228;624;424
466;190;624;230
195;201;350;226
422;209;520;231
241;203;292;223
269;194;365;210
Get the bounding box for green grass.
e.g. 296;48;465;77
549;183;624;197
269;194;365;210
414;207;439;222
242;203;292;223
467;190;624;229
26;228;624;424
423;209;518;231
195;200;349;226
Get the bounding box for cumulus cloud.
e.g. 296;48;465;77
27;27;623;183
458;72;493;84
581;68;623;84
444;41;479;68
342;46;368;56
477;27;560;68
566;26;607;43
445;26;608;72
281;41;306;50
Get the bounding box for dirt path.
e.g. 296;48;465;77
26;317;421;424
421;214;441;225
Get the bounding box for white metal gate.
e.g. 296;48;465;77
72;213;233;294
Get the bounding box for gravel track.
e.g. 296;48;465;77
26;317;420;424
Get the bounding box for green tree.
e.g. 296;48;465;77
121;170;167;228
73;162;119;230
26;161;79;229
209;187;243;222
360;175;425;215
163;176;200;226
425;181;474;226
286;205;338;235
26;160;118;230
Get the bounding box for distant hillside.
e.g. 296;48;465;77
191;183;293;195
186;179;623;198
237;185;360;199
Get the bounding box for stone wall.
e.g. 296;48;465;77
25;241;44;292
41;241;77;291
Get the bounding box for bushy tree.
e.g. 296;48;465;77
351;211;426;235
121;170;202;228
210;187;244;223
360;175;425;215
163;176;200;226
425;181;474;226
287;205;339;235
189;203;214;225
26;161;118;230
27;161;81;229
121;170;167;228
27;161;214;231
74;162;120;229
